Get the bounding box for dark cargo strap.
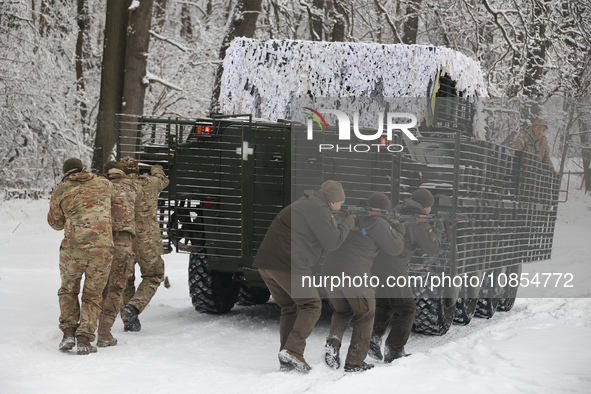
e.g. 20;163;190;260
112;231;133;238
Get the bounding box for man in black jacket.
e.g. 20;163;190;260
369;188;443;363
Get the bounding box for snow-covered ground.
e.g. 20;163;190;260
1;193;590;394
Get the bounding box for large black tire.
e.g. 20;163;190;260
453;297;478;325
474;297;500;319
497;264;522;312
188;252;240;314
474;269;501;319
236;285;271;306
413;297;456;335
412;237;456;335
497;294;517;312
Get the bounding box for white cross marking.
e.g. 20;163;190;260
236;141;254;161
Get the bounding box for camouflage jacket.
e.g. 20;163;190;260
512;126;555;171
128;165;169;255
48;168;118;249
106;168;145;236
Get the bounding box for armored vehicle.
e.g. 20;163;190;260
115;39;559;335
116;102;559;336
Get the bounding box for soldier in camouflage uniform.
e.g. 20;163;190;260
47;158;118;355
119;157;170;332
512;119;558;176
96;161;144;347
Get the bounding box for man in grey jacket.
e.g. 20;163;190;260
254;180;355;373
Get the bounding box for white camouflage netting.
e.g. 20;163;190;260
220;38;487;122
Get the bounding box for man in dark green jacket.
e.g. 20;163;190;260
323;192;405;372
369;188;443;363
254;180;355;373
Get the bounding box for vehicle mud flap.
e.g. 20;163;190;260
237;285;271;306
188;250;240;314
497;264;522;312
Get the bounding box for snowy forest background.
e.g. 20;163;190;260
1;0;591;196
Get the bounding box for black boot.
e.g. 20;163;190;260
324;337;341;369
344;362;374;372
122;304;141;332
367;336;383;361
384;345;407;363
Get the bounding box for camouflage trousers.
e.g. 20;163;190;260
98;233;135;331
58;246;113;341
121;244;165;323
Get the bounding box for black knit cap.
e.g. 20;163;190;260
411;188;434;208
103;161;123;174
368;192;390;211
62;158;83;175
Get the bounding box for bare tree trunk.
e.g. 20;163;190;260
210;0;263;113
154;0;167;31
180;2;193;39
523;1;548;97
91;0;130;173
75;0;89;126
309;0;324;41
557;100;581;180
331;0;348;42
402;0;421;45
39;0;54;37
580;118;591;193
206;0;213;30
122;0;155;116
120;0;155;154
